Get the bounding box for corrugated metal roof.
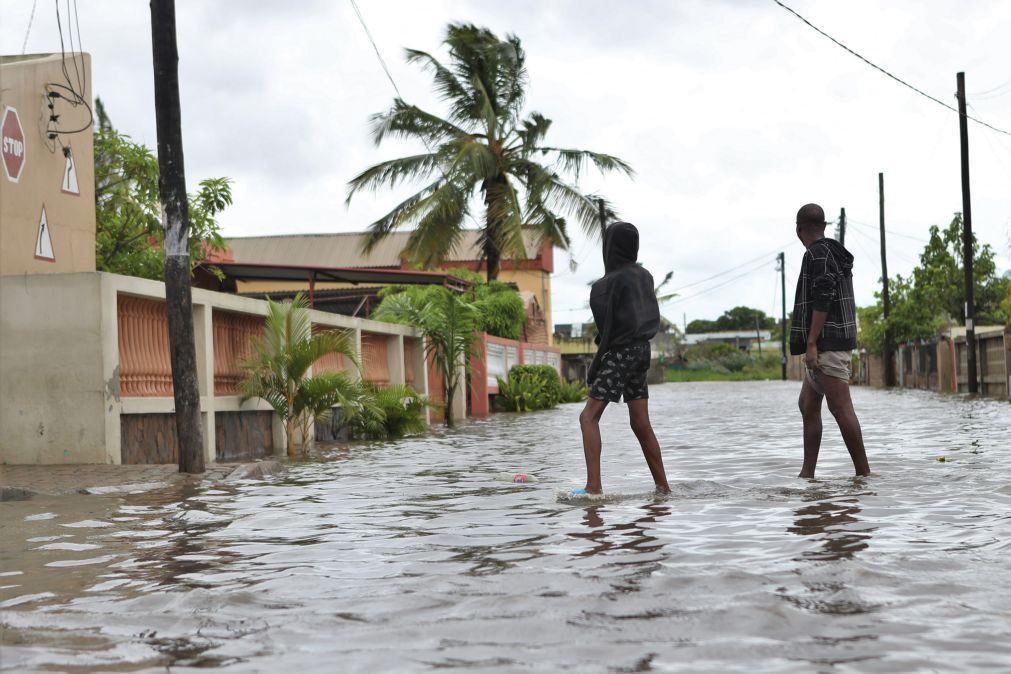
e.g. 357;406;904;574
225;230;543;269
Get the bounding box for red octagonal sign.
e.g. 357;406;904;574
2;106;26;183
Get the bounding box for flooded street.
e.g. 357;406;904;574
2;381;1010;673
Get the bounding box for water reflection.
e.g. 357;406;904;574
788;498;875;561
569;504;672;559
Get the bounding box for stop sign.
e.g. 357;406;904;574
2;106;26;183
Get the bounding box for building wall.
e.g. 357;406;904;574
0;54;96;276
0;272;109;463
0;271;428;465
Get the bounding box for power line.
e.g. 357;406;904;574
771;0;1011;138
667;239;795;293
848;219;928;243
21;0;38;54
348;0;404;100
667;256;775;305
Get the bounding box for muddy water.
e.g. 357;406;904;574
2;382;1010;673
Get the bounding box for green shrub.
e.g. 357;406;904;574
720;351;752;372
496;374;549;412
350;383;432;439
559;379;588;403
507;365;562;407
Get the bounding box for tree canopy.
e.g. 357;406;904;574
346;23;633;280
858;214;1011;353
686;306;777;334
94;98;232;280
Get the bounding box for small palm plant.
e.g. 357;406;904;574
372;287;476;427
241;293;361;458
351;383;432;439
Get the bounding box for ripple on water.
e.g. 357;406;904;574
0;382;1009;673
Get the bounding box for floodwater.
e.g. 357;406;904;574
2;381;1010;673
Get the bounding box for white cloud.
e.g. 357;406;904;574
3;0;1008;326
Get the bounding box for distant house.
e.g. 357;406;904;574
684;330;771;351
219;229;555;343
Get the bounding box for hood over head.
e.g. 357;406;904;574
820;237;855;276
603;222;639;273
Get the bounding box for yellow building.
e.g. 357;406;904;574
222;229;556;343
1;54;95;277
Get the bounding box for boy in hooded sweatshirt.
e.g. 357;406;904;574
791;203;871;478
575;222;671;497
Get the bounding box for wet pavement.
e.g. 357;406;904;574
1;382;1009;673
0;464;239;498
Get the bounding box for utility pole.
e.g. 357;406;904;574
837;207;846;246
755;316;763;356
151;0;204;473
879;172;894;387
956;72;978;394
778;252;787;381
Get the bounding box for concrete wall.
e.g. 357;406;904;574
0;54;96;276
0;271;428;465
0;273;109;463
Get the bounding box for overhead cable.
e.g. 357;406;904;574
771;0;1011;138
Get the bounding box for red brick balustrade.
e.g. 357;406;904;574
213;311;265;395
361;332;390;386
117;296;173;397
312;325;347;375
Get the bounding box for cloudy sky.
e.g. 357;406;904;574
4;0;1009;328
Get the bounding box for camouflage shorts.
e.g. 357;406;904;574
589;342;651;403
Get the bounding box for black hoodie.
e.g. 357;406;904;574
587;223;660;383
789;237;858;355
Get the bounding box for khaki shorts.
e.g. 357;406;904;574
806;350;852;395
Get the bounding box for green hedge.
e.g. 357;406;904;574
500;365;562;410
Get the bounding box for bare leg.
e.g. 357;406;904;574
627;399;671;493
820;376;871;476
798;375;824;478
579;397;609;494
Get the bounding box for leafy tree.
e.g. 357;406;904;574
714;306;777;332
858;213;1011;354
346;23;633;280
378;270;526;340
372;287;478;427
94;98;232;280
241;293;362;458
911;214;1010;325
686;307;775;334
685;319;718;334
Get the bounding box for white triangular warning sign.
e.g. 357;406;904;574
36;206;55;261
61;148;79;194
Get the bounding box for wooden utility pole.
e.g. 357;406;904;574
879;172;894;387
956;72;978;394
837;207;846;246
778;252;787;381
151;0;204;473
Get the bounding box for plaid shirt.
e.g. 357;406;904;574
790;237;857;355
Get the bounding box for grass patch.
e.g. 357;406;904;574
664;367;781;382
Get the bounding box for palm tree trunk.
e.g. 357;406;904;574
286;417;296;459
483;177;505;282
444;383;455;427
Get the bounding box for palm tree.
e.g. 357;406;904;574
372;288;477;427
347;23;633;281
241;293;361;458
